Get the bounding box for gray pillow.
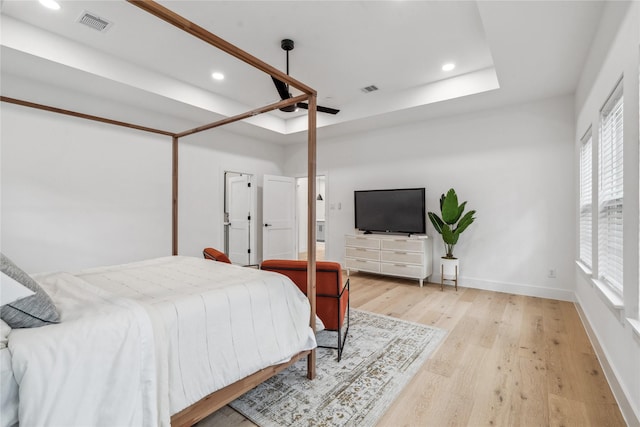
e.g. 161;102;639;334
0;253;60;328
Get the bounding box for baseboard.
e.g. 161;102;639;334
574;298;640;427
431;274;575;301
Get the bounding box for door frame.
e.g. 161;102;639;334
295;172;329;260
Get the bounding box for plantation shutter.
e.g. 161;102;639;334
579;132;592;268
598;81;623;292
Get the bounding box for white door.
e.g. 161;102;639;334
263;174;296;260
228;175;251;265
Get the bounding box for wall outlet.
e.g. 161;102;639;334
548;269;556;278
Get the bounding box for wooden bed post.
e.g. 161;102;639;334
172;135;179;256
307;94;317;380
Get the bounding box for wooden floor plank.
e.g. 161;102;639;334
518;355;550;426
197;275;625;427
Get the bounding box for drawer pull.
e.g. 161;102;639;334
394;264;406;267
395;251;407;255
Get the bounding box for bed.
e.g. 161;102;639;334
1;255;317;426
2;0;322;425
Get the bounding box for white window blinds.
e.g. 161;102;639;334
598;81;624;293
579;132;592;268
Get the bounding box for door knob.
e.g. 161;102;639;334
264;223;272;227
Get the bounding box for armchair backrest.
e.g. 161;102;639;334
260;259;344;297
203;248;232;264
261;259;348;332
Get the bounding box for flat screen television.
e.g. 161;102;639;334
354;188;426;235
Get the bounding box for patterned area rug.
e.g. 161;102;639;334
228;309;447;427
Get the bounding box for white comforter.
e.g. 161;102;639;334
9;256;316;426
9;272;159;427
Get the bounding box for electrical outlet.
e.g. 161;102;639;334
548;269;556;278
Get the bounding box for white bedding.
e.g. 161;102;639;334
1;347;18;427
9;272;159;427
7;256;316;426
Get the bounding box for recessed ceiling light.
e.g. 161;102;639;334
39;0;61;10
211;72;224;81
442;63;455;72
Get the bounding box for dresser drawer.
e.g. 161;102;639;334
381;239;424;252
380;250;424;265
381;262;424;279
346;247;380;261
346;235;380;250
345;258;381;273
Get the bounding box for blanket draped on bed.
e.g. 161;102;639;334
9;272;160;426
9;256;316;427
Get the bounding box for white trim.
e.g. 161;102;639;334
591;278;625;312
575;259;592;277
577;239;625;321
574;299;640;427
430;274;575;301
627;318;640;340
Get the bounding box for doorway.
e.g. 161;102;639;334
223;171;255;265
296;175;327;261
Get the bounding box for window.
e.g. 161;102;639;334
579;130;593;268
598;79;624;293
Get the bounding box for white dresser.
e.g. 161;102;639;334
345;234;433;287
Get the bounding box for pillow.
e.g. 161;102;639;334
0;253;60;328
1;271;35;306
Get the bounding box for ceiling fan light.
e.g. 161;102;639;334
280;104;297;113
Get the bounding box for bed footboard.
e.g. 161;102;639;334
171;349;313;426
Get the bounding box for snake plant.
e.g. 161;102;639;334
428;188;476;259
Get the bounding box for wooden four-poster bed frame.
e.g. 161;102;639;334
1;1;318;425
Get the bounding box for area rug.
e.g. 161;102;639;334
228;309;447;427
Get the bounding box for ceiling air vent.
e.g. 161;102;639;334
361;85;379;94
76;11;113;32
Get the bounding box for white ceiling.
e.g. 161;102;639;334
0;0;605;144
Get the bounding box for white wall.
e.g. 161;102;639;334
0;103;285;273
1;103;172;273
573;1;640;425
285;95;576;301
177;129;284;261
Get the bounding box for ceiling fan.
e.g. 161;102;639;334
272;39;340;115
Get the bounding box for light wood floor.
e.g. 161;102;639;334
298;241;325;261
200;273;625;427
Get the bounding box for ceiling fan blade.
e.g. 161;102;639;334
272;40;339;115
296;102;340;115
271;76;291;100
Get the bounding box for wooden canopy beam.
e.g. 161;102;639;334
176;94;309;138
0;96;175;137
127;0;316;96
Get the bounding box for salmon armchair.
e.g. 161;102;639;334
260;259;350;361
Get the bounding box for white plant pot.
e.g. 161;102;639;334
441;257;459;280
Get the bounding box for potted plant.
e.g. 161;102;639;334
428;188;476;288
